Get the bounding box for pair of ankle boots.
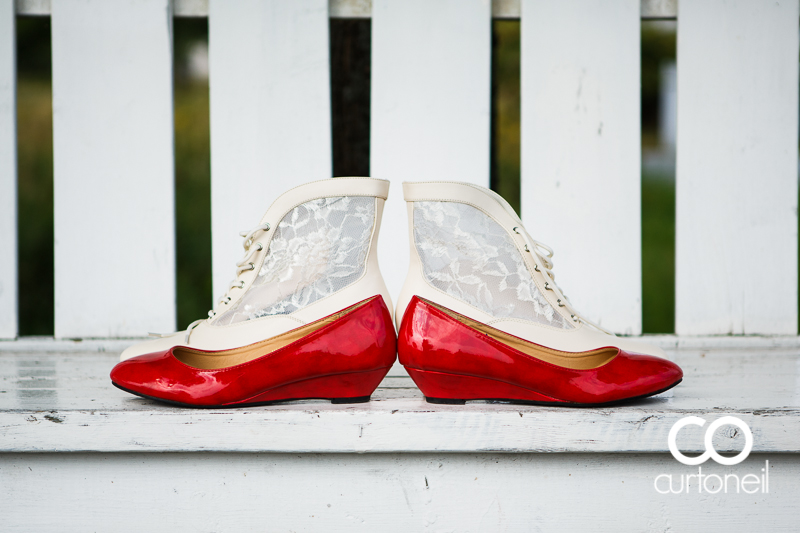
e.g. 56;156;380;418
110;178;682;407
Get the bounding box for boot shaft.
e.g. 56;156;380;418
120;177;393;361
396;181;572;331
215;195;379;325
209;177;392;328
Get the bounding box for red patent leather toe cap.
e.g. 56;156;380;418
559;349;683;404
587;350;683;401
110;350;223;405
398;296;683;405
111;295;397;407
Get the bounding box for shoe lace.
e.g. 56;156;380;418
514;227;614;336
475;186;615;336
149;222;271;344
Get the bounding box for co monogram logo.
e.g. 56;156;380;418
668;416;753;466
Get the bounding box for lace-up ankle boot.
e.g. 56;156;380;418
396;181;682;406
111;178;396;407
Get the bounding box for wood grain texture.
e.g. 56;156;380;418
371;0;491;303
2;350;799;453
0;0;15;339
521;0;642;334
208;0;332;301
51;0;176;338
0;453;793;532
675;0;799;335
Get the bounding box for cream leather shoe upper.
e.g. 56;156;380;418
120;177;393;361
395;181;666;358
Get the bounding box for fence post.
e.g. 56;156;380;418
521;0;642;334
0;0;16;339
675;0;799;335
52;0;176;338
208;0;332;302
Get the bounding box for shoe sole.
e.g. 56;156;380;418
408;366;683;407
112;366;391;408
113;382;372;408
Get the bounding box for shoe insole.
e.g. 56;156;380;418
173;297;376;370
421;298;618;370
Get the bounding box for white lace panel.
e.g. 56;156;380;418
413;201;572;329
216;196;375;325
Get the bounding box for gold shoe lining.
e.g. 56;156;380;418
173;298;375;370
421;298;618;370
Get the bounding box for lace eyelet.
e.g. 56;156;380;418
544;282;553;291
513;227;521;234
247;262;255;271
255;242;263;251
557;299;565;307
534;264;540;272
524;245;530;252
571;314;578;322
238;281;245;289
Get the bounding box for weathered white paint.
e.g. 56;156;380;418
0;0;15;339
208;0;331;301
15;0;680;19
2;350;799;453
5;334;800;354
371;0;491;302
0;453;793;532
51;0;175;338
675;1;799;335
1;335;799;384
521;0;642;335
0;337;146;353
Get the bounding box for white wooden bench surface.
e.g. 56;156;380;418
2;343;800;531
2;341;799;453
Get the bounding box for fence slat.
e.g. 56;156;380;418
675;0;799;335
520;0;641;334
0;0;15;339
371;0;491;302
52;0;175;338
208;0;331;301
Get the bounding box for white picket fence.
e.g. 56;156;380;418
0;0;797;341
